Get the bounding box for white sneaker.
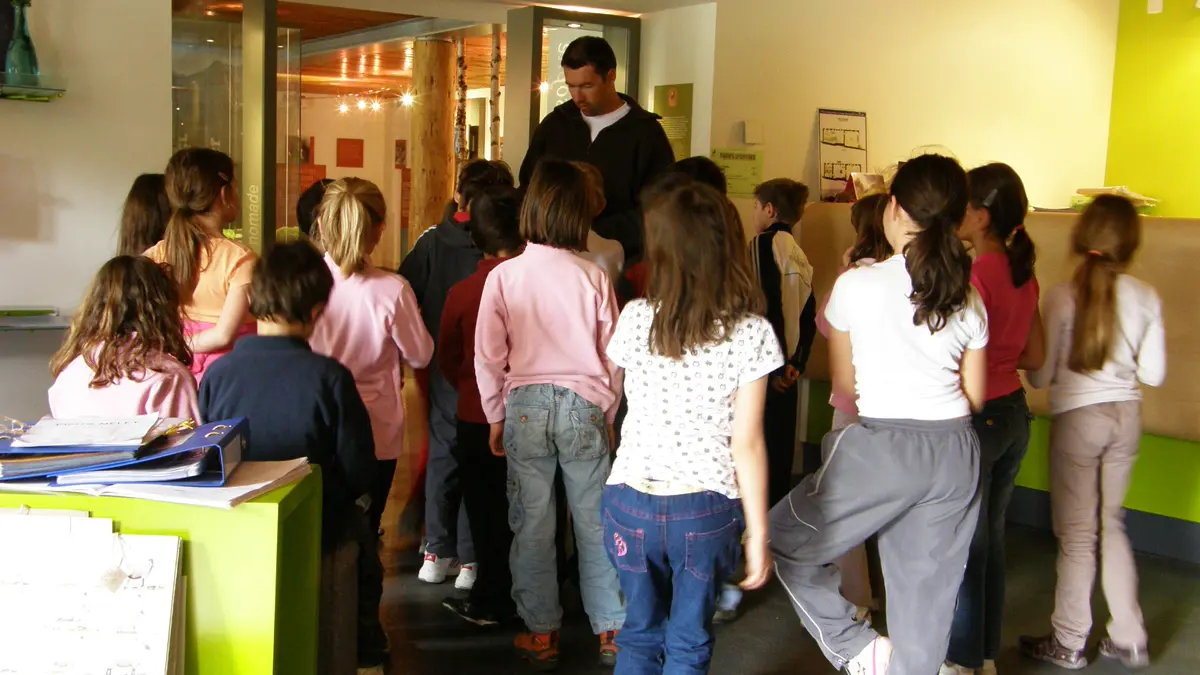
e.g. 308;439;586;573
454;563;477;590
981;660;997;675
417;554;456;584
846;636;893;675
939;662;974;675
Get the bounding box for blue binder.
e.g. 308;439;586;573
49;418;247;487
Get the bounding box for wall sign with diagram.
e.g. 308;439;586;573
817;109;867;199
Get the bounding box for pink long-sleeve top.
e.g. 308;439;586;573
48;352;201;421
474;243;624;424
310;254;434;460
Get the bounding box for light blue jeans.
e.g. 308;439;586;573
505;384;625;634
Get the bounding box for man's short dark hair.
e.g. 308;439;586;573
457;159;515;209
754;178;810;224
296;179;334;237
561;36;617;77
250;240;334;324
470;185;523;256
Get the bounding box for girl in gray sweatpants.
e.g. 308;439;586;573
770;154;989;675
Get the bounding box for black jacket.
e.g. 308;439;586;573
519;94;675;262
199;336;376;538
398;207;483;344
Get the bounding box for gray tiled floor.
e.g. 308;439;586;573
379;526;1200;674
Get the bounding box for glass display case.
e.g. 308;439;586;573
171;15;301;243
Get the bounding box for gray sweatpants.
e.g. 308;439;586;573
770;417;981;675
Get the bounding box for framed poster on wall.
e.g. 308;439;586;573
817;109;867;199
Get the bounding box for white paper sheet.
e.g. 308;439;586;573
11;414;160;448
0;531;181;675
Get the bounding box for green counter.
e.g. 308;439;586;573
0;469;322;675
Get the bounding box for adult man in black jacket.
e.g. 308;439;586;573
519;36;675;263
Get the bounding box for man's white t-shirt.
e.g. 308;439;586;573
824;255;988;420
583;103;631;142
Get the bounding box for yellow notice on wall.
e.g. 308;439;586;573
710;148;764;198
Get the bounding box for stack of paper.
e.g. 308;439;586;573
0;509;185;674
0;458;311;510
11;414;162;448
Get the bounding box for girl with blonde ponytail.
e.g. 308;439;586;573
1021;195;1165;670
145;148;255;380
309;178;434;538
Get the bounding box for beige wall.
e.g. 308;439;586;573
640;2;717;158
0;0;173;420
711;0;1120;217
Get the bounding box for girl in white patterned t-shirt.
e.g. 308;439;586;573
603;177;780;672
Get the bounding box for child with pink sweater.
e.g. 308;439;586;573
474;159;625;669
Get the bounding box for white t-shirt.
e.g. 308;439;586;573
824;255;988;420
583;103;631;142
606;300;784;498
1026;276;1165;414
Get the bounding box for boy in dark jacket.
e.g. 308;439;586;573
748;178;816;506
519;36;675;263
398;159;514;588
199;241;386;674
436;185;523;627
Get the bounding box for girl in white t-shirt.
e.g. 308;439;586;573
770;154;989;675
603;178;779;672
1019;195;1165;671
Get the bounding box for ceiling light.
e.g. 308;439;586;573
539;81;550;93
206;39;215;43
401;92;414;107
356;99;367;111
338;103;350;114
567;23;582;28
370;100;382;112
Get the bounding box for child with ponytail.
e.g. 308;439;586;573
49;255;199;421
145;148;256;381
943;163;1044;675
309;178;434;538
1021;195;1165;671
771;154;988;675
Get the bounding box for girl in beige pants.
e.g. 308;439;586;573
1022;195;1166;671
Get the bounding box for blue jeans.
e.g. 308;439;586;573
505;384;624;634
602;484;744;675
947;389;1032;668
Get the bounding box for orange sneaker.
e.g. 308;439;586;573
514;630;559;671
599;630;619;667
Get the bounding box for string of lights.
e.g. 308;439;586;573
334;87;415;114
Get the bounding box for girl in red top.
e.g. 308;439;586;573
943;163;1045;675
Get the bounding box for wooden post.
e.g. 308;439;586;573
409;37;456;248
490;24;502;160
454;38;468;170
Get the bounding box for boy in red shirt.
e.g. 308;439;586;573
436;185;524;626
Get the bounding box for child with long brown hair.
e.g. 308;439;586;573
309;177;434;540
1021;195;1165;671
771;154;988;675
116;173;170;256
603;176;775;672
49;255;199;421
474;159;625;669
145;148;256;381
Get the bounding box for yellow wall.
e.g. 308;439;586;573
1105;0;1200;217
709;0;1120;219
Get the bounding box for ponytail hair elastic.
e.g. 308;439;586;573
1087;249;1104;258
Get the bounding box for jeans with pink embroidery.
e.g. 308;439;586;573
602;484;744;675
